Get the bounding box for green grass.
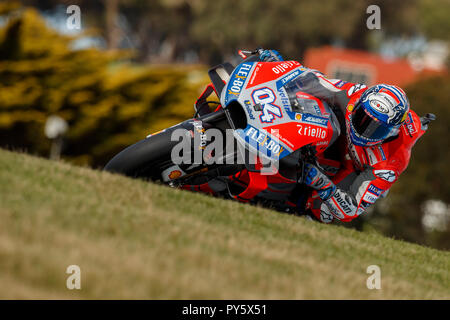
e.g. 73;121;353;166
0;148;448;299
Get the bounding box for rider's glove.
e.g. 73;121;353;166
303;163;336;201
259;49;284;62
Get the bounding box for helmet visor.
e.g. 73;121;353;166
351;103;396;142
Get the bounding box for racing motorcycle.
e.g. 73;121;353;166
104;49;342;213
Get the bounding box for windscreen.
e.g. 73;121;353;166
283;72;337;113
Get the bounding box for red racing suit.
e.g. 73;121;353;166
298;70;427;223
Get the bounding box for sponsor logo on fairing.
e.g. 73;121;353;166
245;126;285;157
193;121;207;150
301;114;329;127
277;88;291;110
271;61;301;74
296;124;327;139
270;129;294;148
374;169;396;182
161;165;186;182
225;63;253;103
276;69;302;89
316;140;329;147
251;87;283;123
168;170;182;180
244;100;255;120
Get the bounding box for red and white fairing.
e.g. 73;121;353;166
221;60;339;161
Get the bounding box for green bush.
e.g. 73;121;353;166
0;5;209;166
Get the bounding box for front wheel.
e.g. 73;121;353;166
105;109;231;181
104;125;181;181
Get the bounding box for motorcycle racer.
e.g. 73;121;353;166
259;49;434;223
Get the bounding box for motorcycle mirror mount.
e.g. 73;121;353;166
238;48;264;59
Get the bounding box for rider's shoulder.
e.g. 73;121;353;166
363;141;406;181
400;110;424;139
370;110;423;174
345;83;368;98
389;109;424;150
321;77;368;97
305;71;366;95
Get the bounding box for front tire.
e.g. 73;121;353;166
104;127;179;180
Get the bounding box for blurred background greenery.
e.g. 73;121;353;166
0;0;448;249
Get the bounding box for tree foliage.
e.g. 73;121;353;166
419;0;450;41
0;6;208;166
20;0;445;64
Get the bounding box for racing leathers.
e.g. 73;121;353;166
294;70;427;223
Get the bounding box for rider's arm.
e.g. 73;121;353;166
289;66;367;114
305;163;395;223
258;49;364;111
325;167;394;222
